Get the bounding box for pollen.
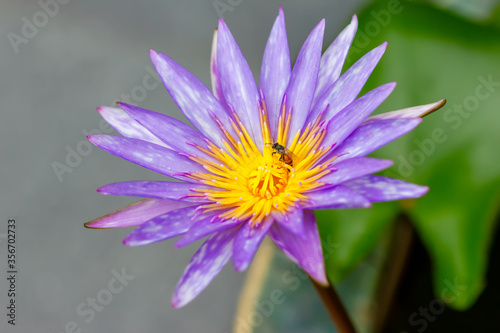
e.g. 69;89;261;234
187;97;336;227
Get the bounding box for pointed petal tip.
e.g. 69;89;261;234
233;260;249;273
86;134;106;145
421;99;447;118
83;219;107;229
149;49;163;66
316;18;326;30
218;17;227;29
83;221;99;229
313;275;330;287
170;296;184;309
95;185;112;195
436;99;446;109
122;237;137;247
418;185;430;196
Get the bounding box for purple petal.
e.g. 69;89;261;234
97;106;167;147
306;185;371;209
123;206;199;246
150;50;233;148
344;175;429;202
320;157;393;187
321;82;396;148
232;217;273;272
269;210;327;284
270;207;304;235
171;227;239;308
363;99;447;124
210;29;228;108
118;103;214;160
85;199;193;229
217;19;262;149
307;42;387;124
87;135;205;181
174;216;241;248
313;15;358;105
97;181;213;203
332;118;422;163
285;19;325;142
259;7;291;138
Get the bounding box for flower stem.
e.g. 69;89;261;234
310;277;357;333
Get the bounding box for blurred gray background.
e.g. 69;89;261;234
0;0;365;332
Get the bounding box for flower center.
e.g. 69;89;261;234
247;162;288;198
184;97;337;226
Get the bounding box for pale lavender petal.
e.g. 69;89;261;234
85;199;193;229
118;103;213;160
232;217;273;272
259;7;291;137
306;185;371;209
171;227;239;308
363;99;447;124
285;19;325;141
270;207;304;235
150;49;234;148
174;217;241;248
332;118;422;163
123;206;199;246
97;181;213;203
344;175;429;202
217;19;262;149
307;42;387;124
210;29;228;108
97;106;167;147
320;157;393;186
87;135;205;181
321;82;396;148
268;210;327;284
313;15;358;105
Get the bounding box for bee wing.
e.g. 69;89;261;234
284;147;299;164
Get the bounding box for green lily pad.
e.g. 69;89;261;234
316;0;500;310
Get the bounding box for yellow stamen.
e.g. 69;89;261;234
188;97;336;227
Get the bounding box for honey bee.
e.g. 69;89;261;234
269;142;296;168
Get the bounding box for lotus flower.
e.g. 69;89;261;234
85;8;444;308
